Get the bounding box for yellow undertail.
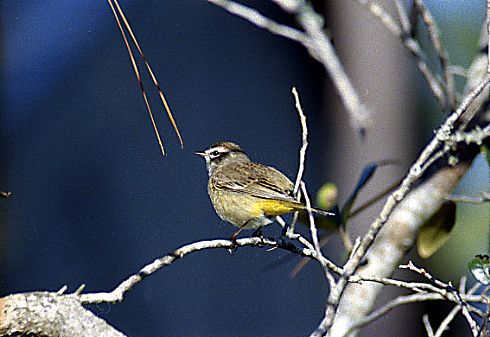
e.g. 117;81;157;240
253;199;301;217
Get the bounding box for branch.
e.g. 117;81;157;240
79;237;320;305
434;281;481;337
0;292;126;337
355;0;448;110
208;0;371;132
318;21;490;337
207;0;312;48
413;0;456;111
292;86;308;195
401;261;479;336
342;276;483;336
446;192;490;204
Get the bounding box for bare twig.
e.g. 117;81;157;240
56;285;68;295
440;123;490;147
289;233;334;279
302;181;336;289
313;43;490;337
207;0;313;48
343;277;482;336
355;0;447;109
401;261;479;336
292;2;371;131
283;86;310;236
344;293;443;336
208;0;371;131
423;314;436;337
292;87;308;195
74;284;86;296
354;0;402;36
434;280;481;337
446;192;490;204
79;237;318;305
394;0;411;34
414;0;456;111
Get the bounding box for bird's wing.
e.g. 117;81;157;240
213;161;297;202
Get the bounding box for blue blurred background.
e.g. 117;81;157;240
0;1;487;336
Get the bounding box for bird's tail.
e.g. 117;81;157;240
295;203;335;217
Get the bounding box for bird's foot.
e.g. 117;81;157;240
227;233;239;254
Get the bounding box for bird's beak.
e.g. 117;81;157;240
194;151;206;157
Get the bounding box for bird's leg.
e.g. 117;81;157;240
229;224;245;242
228;220;252;253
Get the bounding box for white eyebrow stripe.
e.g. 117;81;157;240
206;146;230;154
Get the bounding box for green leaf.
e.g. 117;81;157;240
468;254;490;285
417;200;457;258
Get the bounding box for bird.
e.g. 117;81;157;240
195;141;334;240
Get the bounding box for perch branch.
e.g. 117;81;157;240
79;237;330;305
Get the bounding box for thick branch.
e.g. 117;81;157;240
0;292;126;337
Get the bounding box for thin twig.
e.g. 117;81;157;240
312;47;490;337
57;285;68;295
394;0;411;34
344;277;481;336
207;0;313;49
344;294;442;336
414;0;456;111
423;314;436;337
288;86;309;236
446;192;490;204
440;123;490;147
434;281;481;337
301;184;321;255
292;87;308;195
301;181;336;289
401;261;479;336
354;0;447;109
355;0;402;36
209;0;371;131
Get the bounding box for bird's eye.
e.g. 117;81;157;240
211;150;220;157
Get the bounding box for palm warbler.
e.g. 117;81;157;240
196;142;334;239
